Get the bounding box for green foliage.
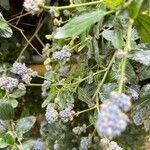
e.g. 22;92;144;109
54;10;105;39
16;116;36;135
0;101;14;120
0;0;150;149
0;13;12;38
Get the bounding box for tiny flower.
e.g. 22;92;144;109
52;46;71;63
42;80;51;91
133;112;143;126
53;141;59;150
108;141;123;150
0;76;19;92
33;139;44;150
110;92;132;112
59;66;68;77
11;62;28;75
22;74;32;84
116;50;126;59
18;83;26;91
45;103;58;124
80;134;92;150
23;0;44;15
100;138;110;148
59;104;75;123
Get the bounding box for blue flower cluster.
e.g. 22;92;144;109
100;138;123;150
79;134;92;150
110;91;131;112
96;92;131;138
52;45;71;63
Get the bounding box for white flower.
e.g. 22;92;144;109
23;0;44;15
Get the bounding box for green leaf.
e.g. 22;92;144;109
9;89;26;98
0;13;13;38
0;101;14;120
78;85;96;106
16;116;36;134
138;65;150;81
100;83;118;101
140;84;150;99
9;99;18;108
3;131;15;146
134;14;150;43
0;137;8;148
129;50;150;66
103;0;124;9
0;0;10;10
112;29;124;49
54;10;105;39
129;0;144;19
42;86;57;108
22;140;36;150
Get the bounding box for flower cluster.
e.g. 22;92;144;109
59;104;75;123
72;124;86;135
53;141;59;150
59;66;68;77
23;0;44;15
52;46;71;64
96;101;129;138
33;139;44;150
100;138;123;150
96;92;131;138
110;91;131;112
45;103;58;124
116;50;126;59
79;134;92;150
41;80;51;97
127;85;140;100
0;76;19;92
11;62;38;84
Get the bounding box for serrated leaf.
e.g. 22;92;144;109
138;65;150;81
0;13;13;38
134;14;150;43
129;0;144;19
0;0;10;10
16;116;36;134
129;50;150;66
100;83;118;101
0;101;14;120
54;10;105;39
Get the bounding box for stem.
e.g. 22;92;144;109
40;1;102;10
92;53;116;99
16;17;44;62
10;120;23;150
75;105;96;116
118;19;134;93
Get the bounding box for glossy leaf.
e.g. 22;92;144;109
54;10;105;39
